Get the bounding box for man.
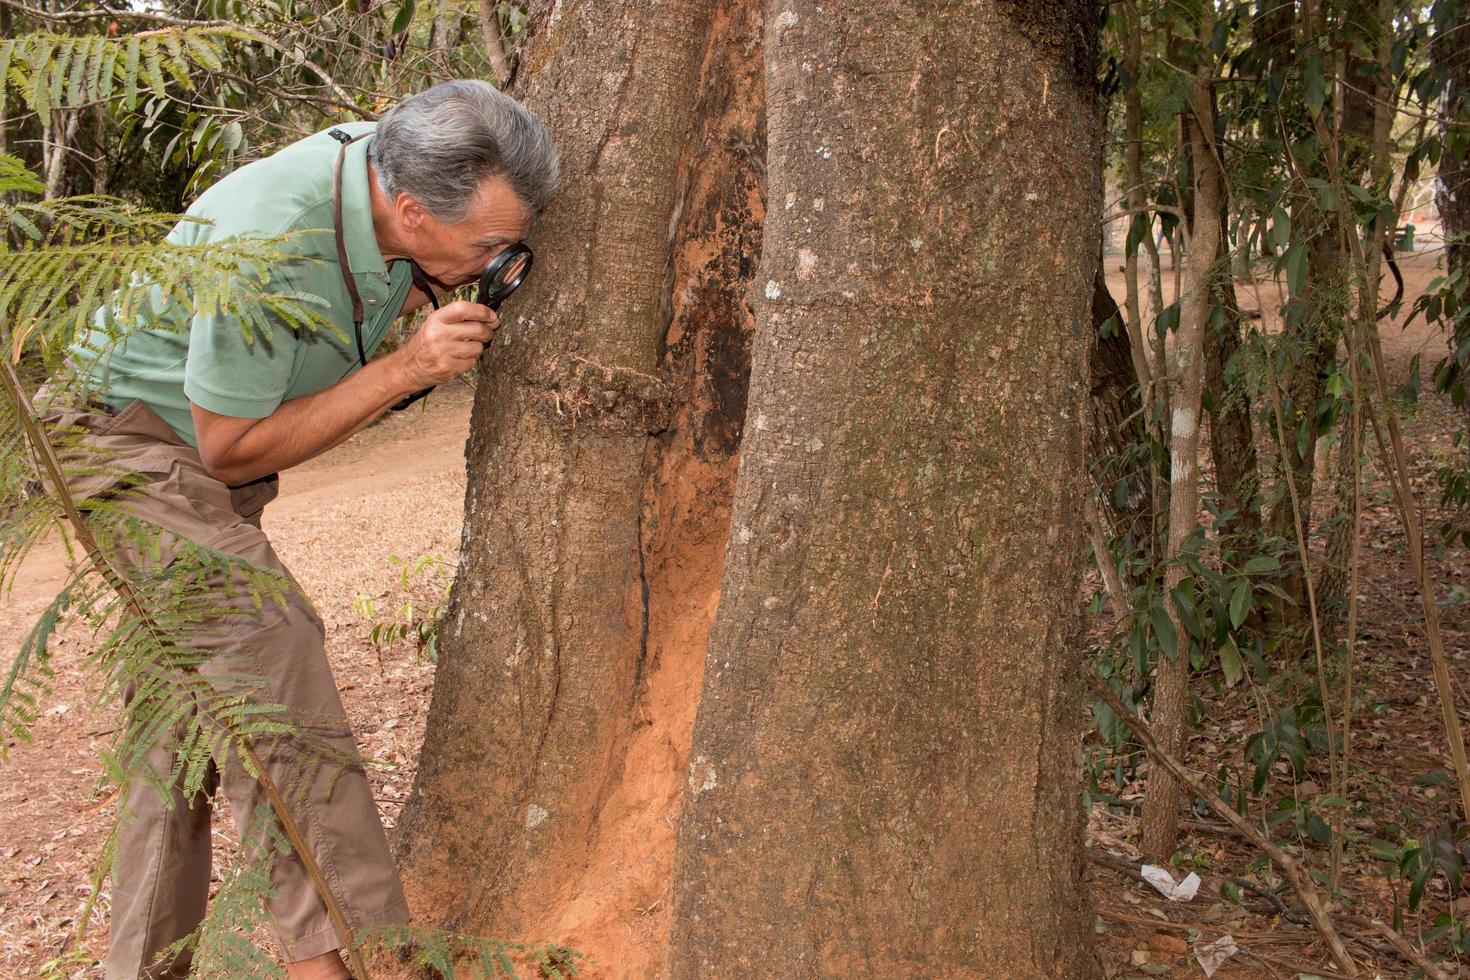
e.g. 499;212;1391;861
58;79;560;979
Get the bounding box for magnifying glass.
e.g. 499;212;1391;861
475;242;534;310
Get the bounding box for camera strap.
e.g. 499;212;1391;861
328;128;370;367
329;127;438;411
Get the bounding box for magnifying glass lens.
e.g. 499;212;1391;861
493;253;529;290
478;242;534;308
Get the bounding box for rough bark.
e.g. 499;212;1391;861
668;2;1104;974
397;1;764;973
1139;11;1224;862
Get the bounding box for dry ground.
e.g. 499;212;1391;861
0;246;1466;978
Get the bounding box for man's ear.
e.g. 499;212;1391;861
395;193;429;231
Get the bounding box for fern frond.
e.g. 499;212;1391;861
0;28;243;115
0;579;70;758
159;803;287;979
0;152;44;195
1;218;340;357
357;923;585;978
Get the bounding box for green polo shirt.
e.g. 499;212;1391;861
69;122;413;447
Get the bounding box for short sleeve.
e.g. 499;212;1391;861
182;261;302;419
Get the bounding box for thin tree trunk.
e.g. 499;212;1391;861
42;110;78;200
1140;8;1223;862
1321;13;1392;643
1435;0;1470;459
669;2;1104;973
1121;3;1155;414
1093;270;1151;546
1202;79;1259;537
1205;189;1260;539
478;0;513;87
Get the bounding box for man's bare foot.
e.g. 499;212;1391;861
285;950;352;980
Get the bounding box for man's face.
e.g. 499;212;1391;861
400;173;532;291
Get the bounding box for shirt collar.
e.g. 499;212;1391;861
339;134;389;278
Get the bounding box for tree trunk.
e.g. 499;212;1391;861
397;1;764;973
1204;278;1260;536
1120;2;1156;418
1321;16;1392;640
1092;270;1151;546
477;0;513;87
1435;0;1470;460
668;2;1104;974
1204;125;1260;542
1139;10;1223;862
1435;0;1470;279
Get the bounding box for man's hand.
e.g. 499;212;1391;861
391;300;500;390
191;301;501;486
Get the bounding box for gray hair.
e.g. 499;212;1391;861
369;79;561;223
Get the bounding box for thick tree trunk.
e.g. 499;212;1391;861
668;2;1104;974
397;1;764;973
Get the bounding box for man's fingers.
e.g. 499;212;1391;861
425;319;495;344
452;340;487;359
437;300;498;324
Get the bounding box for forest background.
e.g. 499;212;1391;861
1;0;1470;977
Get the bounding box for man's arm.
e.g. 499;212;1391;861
192;299;496;485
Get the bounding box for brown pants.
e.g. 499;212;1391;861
38;396;408;978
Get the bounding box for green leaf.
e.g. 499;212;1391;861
1369;839;1400;861
1304;49;1326;116
122;34;141;108
1126;211;1149;258
1150;603;1179;661
1219;636;1243;687
1242;555;1280;576
1229;579;1251;629
0;153;44;195
1306;176;1340;212
1267;207;1291;253
1409;862;1434;908
391;0;417;35
1284;242;1307;296
1170;583;1203;639
1307;813;1332;843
